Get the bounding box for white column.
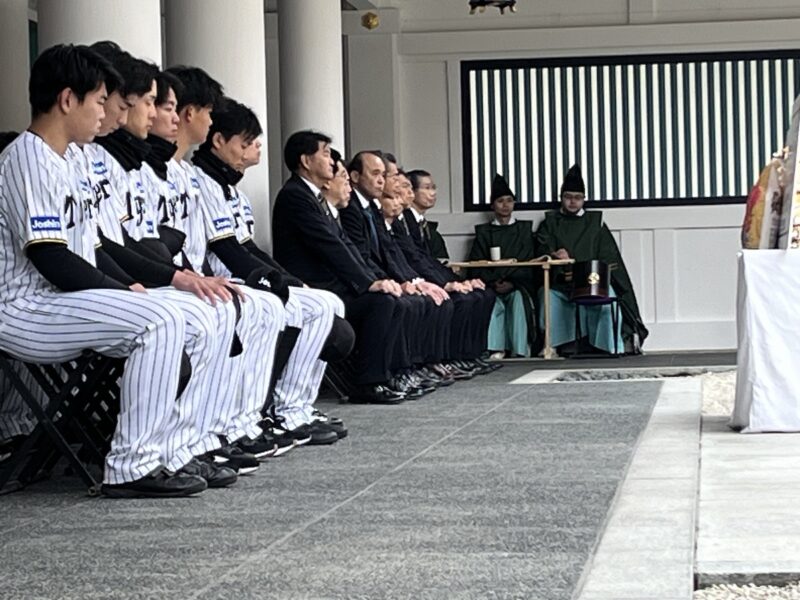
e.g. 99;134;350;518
37;0;162;66
278;0;346;152
0;0;30;130
165;0;272;248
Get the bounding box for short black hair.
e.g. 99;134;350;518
283;130;332;172
347;150;384;175
200;97;262;151
406;169;432;191
30;44;121;118
89;41;155;98
155;71;184;106
330;148;346;173
166;65;224;112
0;131;19;154
382;152;398;166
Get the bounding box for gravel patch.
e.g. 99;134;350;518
701;370;736;417
695;582;800;599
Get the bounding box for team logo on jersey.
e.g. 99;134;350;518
213;217;232;231
30;216;61;231
91;161;108;175
190;177;200;189
145;220;155;235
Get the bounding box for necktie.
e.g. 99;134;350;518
420;217;432;241
362;205;380;250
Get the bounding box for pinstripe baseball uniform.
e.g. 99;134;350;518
83;144;260;459
66;142;234;466
140;156;282;444
194;165;340;429
82;143;129;246
0;132;189;485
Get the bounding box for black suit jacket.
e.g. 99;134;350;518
272;174;377;299
376;221;419;283
339;193;388;279
401;209;457;284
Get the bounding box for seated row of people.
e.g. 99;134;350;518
0;43;358;498
466;167;649;358
0;41;501;497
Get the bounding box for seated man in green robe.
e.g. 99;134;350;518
535;165;649;355
468;174;538;358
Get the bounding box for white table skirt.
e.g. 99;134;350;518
733;250;800;432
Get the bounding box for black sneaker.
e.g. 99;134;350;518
268;415;312;446
298;422;339;446
210;445;259;475
259;417;298;454
312;409;348;439
182;457;238;488
101;468;207;499
236;432;278;460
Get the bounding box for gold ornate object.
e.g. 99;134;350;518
587;272;600;285
361;11;379;30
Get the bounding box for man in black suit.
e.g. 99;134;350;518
342;150;450;393
394;168;497;374
272;131;406;404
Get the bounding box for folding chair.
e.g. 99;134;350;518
0;351;123;496
322;363;351;403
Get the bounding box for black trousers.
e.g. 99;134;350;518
344;293;403;385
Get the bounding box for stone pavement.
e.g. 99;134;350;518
0;365;659;600
5;359;797;600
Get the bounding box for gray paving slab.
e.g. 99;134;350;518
695;415;800;588
0;377;660;600
577;378;701;600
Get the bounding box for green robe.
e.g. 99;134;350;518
534;210;649;348
468;220;538;353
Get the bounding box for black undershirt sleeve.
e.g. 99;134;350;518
241;239;303;287
120;228;175;267
209;237;273;281
99;233;176;288
95;247;137;287
26;242;128;292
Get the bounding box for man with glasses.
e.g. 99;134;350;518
534;164;649;354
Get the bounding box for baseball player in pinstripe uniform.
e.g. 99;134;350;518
191;98;346;445
135;69;286;460
79;47;275;474
0;44;209;498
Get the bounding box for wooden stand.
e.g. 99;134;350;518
447;258;575;360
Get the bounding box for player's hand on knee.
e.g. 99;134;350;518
172;270;223;305
129;283;148;293
207;276;246;301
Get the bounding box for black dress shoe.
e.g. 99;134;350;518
101;468;207;498
389;376;425;399
183;457;238;488
425;365;455;386
476;357;503;372
350;384;405;405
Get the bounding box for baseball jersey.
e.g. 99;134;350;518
0;131;73;302
86;143;156;242
168;159;212;273
82;143;128;246
192;165;242;278
236;188;256;242
64;144;101;265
